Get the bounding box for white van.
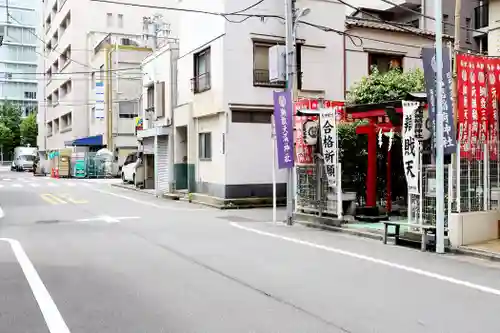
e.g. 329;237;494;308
121;152;141;184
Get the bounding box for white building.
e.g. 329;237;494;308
37;0;177;153
0;0;40;116
143;0;344;205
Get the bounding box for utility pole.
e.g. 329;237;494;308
452;0;461;129
284;0;295;225
435;0;445;253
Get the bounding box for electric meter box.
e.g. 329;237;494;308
268;45;286;83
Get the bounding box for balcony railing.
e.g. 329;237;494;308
253;69;285;87
474;4;489;29
191;72;211;93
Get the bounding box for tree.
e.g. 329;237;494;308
346;67;425;105
0;103;22;156
20;113;38;147
340;68;424;205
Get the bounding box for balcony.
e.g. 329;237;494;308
190;72;211;93
474;4;489;30
253;69;285;88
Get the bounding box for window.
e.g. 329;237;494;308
232;111;272;123
118;101;138;118
192;47;211;93
408;19;419;28
146;84;154;111
442;14;449;34
118;14;123;28
106;13;112;27
465;18;471;43
24;91;36;99
252;41;302;88
368;53;403;73
199;132;212;160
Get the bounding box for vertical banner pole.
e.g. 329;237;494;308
337;162;342;219
419;147;423;225
467;161;471;211
456;143;461;212
448;163;453;227
484;143;489;211
271;115;277;223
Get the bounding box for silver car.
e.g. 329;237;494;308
14;155;35;171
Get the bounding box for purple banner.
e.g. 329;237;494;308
273;90;295;169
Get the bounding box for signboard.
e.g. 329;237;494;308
320;107;338;187
422;47;456;155
402;101;420;194
95;81;105;119
273;90;294;169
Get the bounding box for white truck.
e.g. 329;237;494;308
11;146;37;171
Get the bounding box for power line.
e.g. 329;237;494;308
338;0;476;53
225;0;266;15
378;0;483;34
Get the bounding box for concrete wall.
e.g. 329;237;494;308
449;211;500;247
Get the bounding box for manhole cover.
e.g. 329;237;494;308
217;216;257;223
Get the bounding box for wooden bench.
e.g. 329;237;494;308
382;221;436;251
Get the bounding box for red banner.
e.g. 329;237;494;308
457;53;471;158
294;99;316;165
486;57;500;160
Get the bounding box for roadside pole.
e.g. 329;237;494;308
284;0;295;225
435;0;445;253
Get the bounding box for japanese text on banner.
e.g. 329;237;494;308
457;53;471;158
272;91;295;169
320;107;338;188
402;101;420;195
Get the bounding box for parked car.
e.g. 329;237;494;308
121;152;141;184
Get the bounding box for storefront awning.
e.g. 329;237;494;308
67;135;103;147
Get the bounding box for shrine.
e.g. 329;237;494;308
344;93;429;218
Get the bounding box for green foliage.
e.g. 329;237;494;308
346;67;425;105
20;113;38;147
337;120;368;200
0;103;22;153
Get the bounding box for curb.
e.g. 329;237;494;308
453;246;500;262
294;220;383;241
111;183;154;195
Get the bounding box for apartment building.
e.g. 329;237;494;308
154;0;344;204
487;0;500;56
350;0;485;52
0;0;39;117
37;0;177;153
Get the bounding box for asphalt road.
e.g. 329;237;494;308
1;170;500;332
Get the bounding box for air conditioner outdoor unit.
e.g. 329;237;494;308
269;45;286;83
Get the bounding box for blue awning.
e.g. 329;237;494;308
70;135;103;146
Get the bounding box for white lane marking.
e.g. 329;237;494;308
65;182;76;187
0;205;4;218
12;183;22;188
230;222;500;297
46;183;58;187
30;183;40;187
89;187;208;211
76;215;140;224
2;178;11;181
0;238;71;333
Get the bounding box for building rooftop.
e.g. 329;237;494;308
345;16;453;40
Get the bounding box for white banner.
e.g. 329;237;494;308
320;107;338;187
402;101;420;194
95;81;105;119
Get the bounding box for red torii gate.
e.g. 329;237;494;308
345;95;427;213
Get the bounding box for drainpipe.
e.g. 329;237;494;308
168;43;178;193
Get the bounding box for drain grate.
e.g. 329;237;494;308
36;219;64;224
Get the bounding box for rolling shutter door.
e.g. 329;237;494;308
156;136;169;193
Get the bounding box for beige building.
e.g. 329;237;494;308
345;16;453;94
37;0;176;152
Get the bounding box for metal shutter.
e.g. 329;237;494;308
156;136;169;193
